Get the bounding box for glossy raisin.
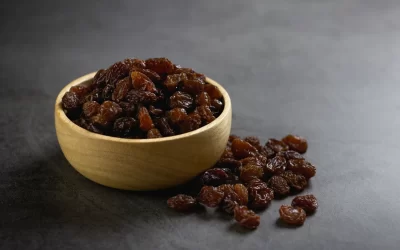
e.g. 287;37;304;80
70;85;90;98
119;102;136;117
145;58;174;74
264;156;286;176
82;101;100;118
228;134;240;145
240;164;264;183
221;148;234;159
201;168;237;186
138;106;154;131
147;128;163;138
276;150;304;160
234;183;249;205
180;111;201;133
196;92;211;106
167;194;197;212
196;105;215;124
131;71;157;93
164;73;188;92
204;84;223;99
267;176;290;197
113;117;137;137
181;79;204;95
167;108;187;125
93;69;107;88
125;90;157;105
233;205;260;229
102;84;115;101
280;171;308;191
260;146;276;159
279;205;306;226
291;194;318;214
244;136;262;151
169;91;193;109
74;118;103;134
186;72;206;82
125;58;146;69
210;99;224;115
247;179;274;209
282;134;308;154
148;105;164;117
62;91;82;114
172;67;195;74
217;184;239;214
287;159;316;179
112;77;132;102
154;117;175;137
197;186;224;208
92;101;122;128
131;67;161;82
231;138;258;159
266;138;289;153
240;157;266;168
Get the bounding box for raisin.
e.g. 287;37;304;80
147;128;163;138
102;84;115;101
125;90;157;105
244;136;262;151
186;72;206;82
216;158;242;171
131;67;160;82
113;117;137;137
264;156;286;176
93;69;107;88
240;157;265;168
228;134;240;146
164;73;188;92
82;101;100;118
233;205;260;229
131;71;157;93
169;91;193;109
172;67;195;74
267;176;290;197
70;85;90;98
62;91;82;114
196;105;215;124
155;117;175;137
196;92;211;106
74;118;103;134
279;205;306;226
167;108;187;125
85;88;103;103
92;101;122;128
291;194;318;214
221;148;234;159
280;171;308;191
266;139;289;153
145;58;174;74
247;179;274;209
181;79;204;95
276;150;304;160
260;146;275;159
201;168;237;186
204;84;223;99
210;99;224;115
119;102;136;117
217;184;239;214
105;61;131;85
287;159;316;179
167;194;197;212
138;106;154;131
282;134;308;154
148;105;164;118
112;77;132;102
231;138;258;159
197;186;224;208
125;58;146;69
180;111;201;133
234;183;249;205
240;164;264;183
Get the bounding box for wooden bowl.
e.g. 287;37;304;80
55;72;232;190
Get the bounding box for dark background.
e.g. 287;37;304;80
1;0;400;249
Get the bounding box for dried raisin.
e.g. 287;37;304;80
266;139;289;153
287;159;316;179
197;186;224;208
234;205;260;229
138;106;154;131
267;176;290;197
291;194;318;214
231;139;258;159
279;205;306;226
282;134;308;154
167;194;197;212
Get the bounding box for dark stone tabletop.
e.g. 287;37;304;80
1;0;399;249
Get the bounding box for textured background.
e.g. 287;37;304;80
1;0;400;249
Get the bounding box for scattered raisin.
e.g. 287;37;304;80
167;194;197;212
260;146;275;159
201;168;238;186
277;150;304;160
287;159;316;179
197;186;224;208
264;156;286;176
266;139;289;153
282;134;308;154
247;179;274;209
291;194;318;214
240;164;264;183
267;176;290;197
233;205;260;229
196;92;211;106
244;136;262;151
231;139;258;159
279;205;306;226
216;158;242;171
280;171;308;191
234;183;248;205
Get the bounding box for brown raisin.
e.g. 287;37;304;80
260;146;276;159
204;84;223;99
92;69;107;88
167;194;197;212
221;148;234;159
197;186;224;208
279;205;306;226
282;134;308;154
131;67;160;82
196;105;215;124
113;117;137;137
267;176;290;197
105;61;131;85
216;158;242;171
266;138;289;153
287;159;316;179
240;157;265;168
291;194;318;214
125;90;157;105
125;58;146;69
264;156;286;176
138;106;154;131
234;183;249;205
102;84;115;101
74;118;103;134
145;57;174;74
172;67;195;74
164;73;188;92
70;85;90;98
244;136;262;151
154;117;175;137
119;102;136;117
169;91;193;109
85;88;103;103
276;150;304;160
280;171;308;191
62;91;82;115
201;168;238;186
180;111;201;133
231;138;258;159
167;108;187;125
229;134;240;143
92;101;122;128
196;92;211;106
112;77;132;102
247;179;274;209
181;79;204;95
147;128;163;138
82;101;100;118
148;105;164;118
131;71;157;93
210;99;224;115
233;205;260;229
217;184;239;214
240;164;264;183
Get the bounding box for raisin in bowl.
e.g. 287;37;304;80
55;71;232;190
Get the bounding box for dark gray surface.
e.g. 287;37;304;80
1;0;400;249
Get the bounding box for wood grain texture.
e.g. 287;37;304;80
54;72;232;190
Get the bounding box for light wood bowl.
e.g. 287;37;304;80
55;72;232;190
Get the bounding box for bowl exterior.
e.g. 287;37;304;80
55;73;232;190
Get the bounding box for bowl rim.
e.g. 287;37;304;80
55;72;232;144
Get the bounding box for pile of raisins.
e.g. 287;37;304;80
61;58;224;138
167;134;318;229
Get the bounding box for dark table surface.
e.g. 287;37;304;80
1;0;400;249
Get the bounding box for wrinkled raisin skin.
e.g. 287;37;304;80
282;134;308;154
291;194;318;214
138;106;154;132
247;179;274;209
266;139;289;153
197;186;224;208
267;176;290;197
280;171;308;191
231;139;258;159
287;159;316;179
167;195;197;212
264;156;286;176
234;205;260;229
279;205;306;226
113;117;137;137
